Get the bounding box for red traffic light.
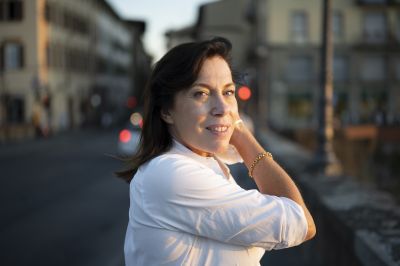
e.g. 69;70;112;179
126;96;137;109
238;86;251;101
119;129;132;143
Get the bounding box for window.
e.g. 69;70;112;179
360;55;386;81
44;2;53;23
61;9;89;35
288;93;312;119
0;2;4;21
6;96;24;123
359;0;386;3
287;56;313;82
45;2;63;27
0;0;23;21
46;42;64;70
395;58;400;81
291;11;308;44
8;0;22;20
359;90;387;124
363;12;387;44
333;92;348;118
3;42;24;70
333;56;349;82
46;43;50;67
396;13;400;42
333;11;344;41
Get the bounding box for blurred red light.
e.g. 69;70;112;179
119;129;131;143
126;97;137;109
238;86;251;101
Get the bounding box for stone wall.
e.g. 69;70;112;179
258;129;400;266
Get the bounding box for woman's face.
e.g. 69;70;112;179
164;56;239;156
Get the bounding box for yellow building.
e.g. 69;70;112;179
0;0;43;139
0;0;145;141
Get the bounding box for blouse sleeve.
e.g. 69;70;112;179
136;154;308;251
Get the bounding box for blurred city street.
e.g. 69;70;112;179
1;0;400;265
0;129;312;266
0;129;128;266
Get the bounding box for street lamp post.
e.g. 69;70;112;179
255;0;268;129
312;0;342;176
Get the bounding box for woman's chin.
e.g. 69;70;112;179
209;142;230;155
190;140;231;157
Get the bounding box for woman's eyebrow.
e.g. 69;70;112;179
192;82;235;89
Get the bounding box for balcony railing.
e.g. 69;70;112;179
356;0;400;5
353;32;400;50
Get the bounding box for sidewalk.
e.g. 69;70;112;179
257;128;400;266
257;128;313;172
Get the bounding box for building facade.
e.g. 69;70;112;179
259;0;400;130
167;0;253;69
0;0;150;141
44;0;93;131
0;0;43;139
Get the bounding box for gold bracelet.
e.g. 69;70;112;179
248;152;273;178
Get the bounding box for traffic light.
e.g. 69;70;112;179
238;86;251;101
126;96;137;109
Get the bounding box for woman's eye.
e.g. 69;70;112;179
225;90;235;96
194;91;209;98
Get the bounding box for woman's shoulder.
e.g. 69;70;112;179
139;150;207;179
134;150;213;194
150;151;196;168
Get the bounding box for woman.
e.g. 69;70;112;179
119;37;316;265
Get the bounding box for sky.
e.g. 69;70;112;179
106;0;217;62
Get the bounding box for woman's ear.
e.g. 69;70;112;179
160;109;174;124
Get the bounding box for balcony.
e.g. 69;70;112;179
353;32;400;51
356;0;400;5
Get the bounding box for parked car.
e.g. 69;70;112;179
117;112;142;156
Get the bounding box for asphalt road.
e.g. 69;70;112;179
0;129;128;266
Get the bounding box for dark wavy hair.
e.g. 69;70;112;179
116;37;234;183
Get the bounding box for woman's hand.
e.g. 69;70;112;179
230;117;251;148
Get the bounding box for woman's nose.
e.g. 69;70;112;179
211;95;230;116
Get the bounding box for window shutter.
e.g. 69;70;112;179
19;44;24;68
19;0;23;21
0;44;3;71
0;2;5;21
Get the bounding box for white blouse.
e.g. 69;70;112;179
124;140;308;266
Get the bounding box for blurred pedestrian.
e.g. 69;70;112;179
32;101;42;137
32;100;49;137
118;37;316;265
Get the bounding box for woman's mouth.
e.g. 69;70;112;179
206;125;229;135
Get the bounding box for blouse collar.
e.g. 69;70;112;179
171;139;214;162
170;139;231;179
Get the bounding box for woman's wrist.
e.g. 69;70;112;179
230;120;249;147
230;120;266;166
231;124;263;155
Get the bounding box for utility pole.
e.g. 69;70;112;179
0;64;7;129
255;0;268;129
312;0;342;176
